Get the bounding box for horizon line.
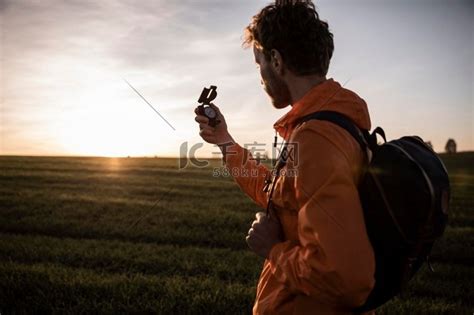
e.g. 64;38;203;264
1;151;473;159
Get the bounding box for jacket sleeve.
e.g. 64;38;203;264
267;125;375;309
223;143;271;209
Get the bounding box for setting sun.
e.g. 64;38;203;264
44;65;177;157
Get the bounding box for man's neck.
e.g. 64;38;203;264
287;75;327;106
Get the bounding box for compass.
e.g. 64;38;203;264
204;106;217;119
197;85;221;127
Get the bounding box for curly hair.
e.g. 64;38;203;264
243;0;334;76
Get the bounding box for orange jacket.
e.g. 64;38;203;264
225;79;376;315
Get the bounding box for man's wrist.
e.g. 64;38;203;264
217;134;238;163
217;133;236;157
217;132;235;148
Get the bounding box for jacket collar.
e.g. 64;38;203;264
273;78;371;140
273;78;339;139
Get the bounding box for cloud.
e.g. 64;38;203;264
1;0;272;155
1;0;472;155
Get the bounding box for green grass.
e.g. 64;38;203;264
0;153;473;314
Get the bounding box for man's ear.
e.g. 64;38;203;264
270;49;284;75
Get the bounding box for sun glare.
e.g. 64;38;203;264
56;73;169;157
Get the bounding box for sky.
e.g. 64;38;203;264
1;0;473;157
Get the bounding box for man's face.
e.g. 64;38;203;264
253;46;291;109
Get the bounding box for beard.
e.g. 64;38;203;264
263;67;291;109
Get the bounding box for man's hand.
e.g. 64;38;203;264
246;212;283;259
194;104;234;146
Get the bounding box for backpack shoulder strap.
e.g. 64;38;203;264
296;110;369;151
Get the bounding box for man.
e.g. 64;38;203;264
195;1;375;314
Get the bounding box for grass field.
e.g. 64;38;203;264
0;153;472;314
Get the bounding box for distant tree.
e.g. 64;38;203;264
445;139;457;154
425;141;433;150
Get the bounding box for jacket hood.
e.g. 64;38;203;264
273;78;371;139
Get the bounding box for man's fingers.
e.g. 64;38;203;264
246;235;256;247
199;123;214;131
251;219;265;230
256;212;267;221
246;235;258;248
199;129;214;137
251;220;258;229
248;226;263;238
246;229;266;244
195;115;209;124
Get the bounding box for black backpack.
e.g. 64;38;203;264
293;110;451;312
